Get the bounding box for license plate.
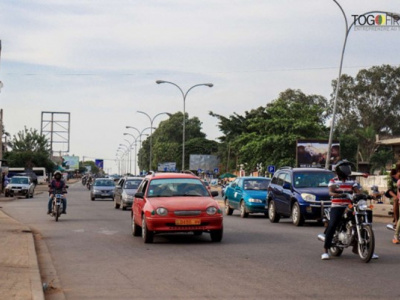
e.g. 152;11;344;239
101;194;109;196
175;219;201;225
56;200;61;205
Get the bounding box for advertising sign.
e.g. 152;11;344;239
189;155;219;172
296;139;340;168
62;155;80;170
95;159;104;169
157;162;176;172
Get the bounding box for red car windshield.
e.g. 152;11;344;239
148;178;209;197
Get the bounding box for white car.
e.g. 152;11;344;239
5;176;35;198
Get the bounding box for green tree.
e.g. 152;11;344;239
138;112;214;171
4;127;54;171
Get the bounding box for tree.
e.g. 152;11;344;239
4;127;54;171
330;64;400;165
137;112;214;171
211;89;329;173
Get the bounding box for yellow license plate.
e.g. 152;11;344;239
175;219;201;225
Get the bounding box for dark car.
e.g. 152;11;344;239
266;167;334;226
114;176;143;210
90;178;115;201
224;177;271;218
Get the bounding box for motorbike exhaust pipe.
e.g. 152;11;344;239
317;234;326;242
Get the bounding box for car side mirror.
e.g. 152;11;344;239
134;192;144;199
211;191;218;197
282;182;291;190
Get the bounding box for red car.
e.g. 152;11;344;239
131;172;223;243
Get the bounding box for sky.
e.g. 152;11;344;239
0;0;399;174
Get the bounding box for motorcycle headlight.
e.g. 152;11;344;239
156;207;168;216
358;200;368;211
206;206;218;215
301;193;316;202
248;198;262;203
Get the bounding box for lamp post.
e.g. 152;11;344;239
119;143;130;175
123;133;139;175
325;1;400;169
116;149;126;175
156;80;213;170
137;111;170;171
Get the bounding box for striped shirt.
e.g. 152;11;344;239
328;177;358;207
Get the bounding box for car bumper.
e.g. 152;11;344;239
246;202;267;213
146;216;223;233
301;200;331;220
93;192;114;198
6;189;29;195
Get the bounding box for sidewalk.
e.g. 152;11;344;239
0;208;44;300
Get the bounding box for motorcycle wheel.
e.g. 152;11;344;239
357;225;375;263
55;204;60;222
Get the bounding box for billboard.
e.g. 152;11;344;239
157;162;176;172
296;139;340;168
189;155;219;172
62;155;80;170
95;159;104;169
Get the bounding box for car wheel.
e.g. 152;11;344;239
121;203;126;211
291;202;304;226
210;228;223;242
240;201;249;218
114;198;120;209
142;216;154;243
26;193;29;199
132;213;141;237
91;196;95;201
224;199;233;215
268;200;280;223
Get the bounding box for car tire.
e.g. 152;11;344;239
210;228;223;242
142;216;154;243
132;213;141;237
91;196;95;201
114;198;120;209
121;203;126;211
224;199;233;216
291;202;304;226
268;200;280;223
26;193;29;199
240;201;249;218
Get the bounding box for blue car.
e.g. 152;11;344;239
267;167;334;226
224;177;271;218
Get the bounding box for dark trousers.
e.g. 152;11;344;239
324;206;346;250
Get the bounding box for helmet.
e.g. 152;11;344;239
54;171;62;179
335;160;353;179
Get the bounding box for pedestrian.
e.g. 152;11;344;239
386;167;400;231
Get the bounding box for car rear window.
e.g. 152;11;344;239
243;179;271;190
124;180;141;189
94;180;115;186
293;171;334;188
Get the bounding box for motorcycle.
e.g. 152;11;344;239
318;193;375;263
50;189;66;222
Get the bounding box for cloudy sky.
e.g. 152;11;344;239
0;0;399;173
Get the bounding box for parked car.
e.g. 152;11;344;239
266;167;334;226
224;176;271;218
114;176;143;210
131;172;223;243
90;178;115;201
5;176;35;198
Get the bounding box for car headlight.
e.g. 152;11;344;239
156;207;168;216
248;198;262;203
122;192;133;201
301;193;316;202
206;206;218;215
358;200;368;211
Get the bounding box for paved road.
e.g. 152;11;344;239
2;182;400;299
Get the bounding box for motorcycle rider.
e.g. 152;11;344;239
321;160;378;260
47;171;67;214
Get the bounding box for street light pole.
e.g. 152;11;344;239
137;111;170;171
119;143;130;175
124;133;139;175
125;126;156;172
156;80;213;170
325;2;400;169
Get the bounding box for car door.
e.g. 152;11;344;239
134;179;149;224
272;172;290;214
231;179;244;209
280;173;293;216
115;178;124;205
225;179;239;209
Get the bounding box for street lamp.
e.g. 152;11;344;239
156;80;213;170
119;143;131;175
325;1;400;169
137;111;171;171
123;133;139;175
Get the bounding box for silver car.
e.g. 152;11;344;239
114;177;143;210
5;176;35;198
90;178;115;201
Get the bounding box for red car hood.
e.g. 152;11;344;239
147;196;219;210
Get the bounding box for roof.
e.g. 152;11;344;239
145;172;199;180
